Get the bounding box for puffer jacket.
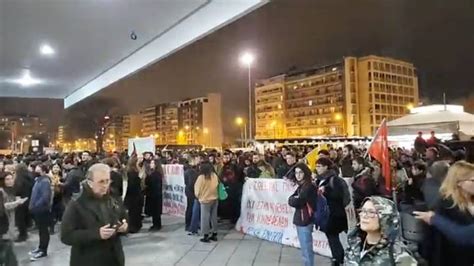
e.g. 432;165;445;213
288;181;317;226
345;196;417;265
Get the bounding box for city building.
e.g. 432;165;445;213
104;116;124;152
177;93;223;147
155;103;179;145
0;114;49;152
121;114;143;150
136;93;223;148
255;55;419;139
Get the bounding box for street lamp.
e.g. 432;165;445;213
235;116;247;147
334;113;344;135
239;51;255;145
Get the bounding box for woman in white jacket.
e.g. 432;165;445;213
1;172;28;239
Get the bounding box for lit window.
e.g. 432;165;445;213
308;100;313;106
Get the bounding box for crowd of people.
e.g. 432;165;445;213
0;132;471;265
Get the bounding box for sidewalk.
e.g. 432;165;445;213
14;215;331;266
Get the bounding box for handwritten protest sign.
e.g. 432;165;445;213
162;164;186;217
127;137;155;156
236;178;355;258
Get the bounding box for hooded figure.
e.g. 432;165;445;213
345;196;417;265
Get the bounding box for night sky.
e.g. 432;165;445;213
1;0;474;139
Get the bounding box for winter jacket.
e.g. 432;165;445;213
317;170;348;234
431;214;474;246
340;156;354;177
184;166;199;200
345;196;417;265
288;181;317;226
402;174;425;204
351;168;377;210
63;167;85;199
61;183;127;266
28;176;52;214
245;164;261;179
109;170;123;199
144;171;162;216
427;197;474;266
194;174;219;204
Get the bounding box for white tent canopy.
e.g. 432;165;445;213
387;105;474;137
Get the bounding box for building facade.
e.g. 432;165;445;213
135;93;223;147
177;93;223;147
0;114;49;152
255;55;419;139
121;114;142;150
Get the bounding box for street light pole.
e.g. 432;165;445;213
247;65;252;146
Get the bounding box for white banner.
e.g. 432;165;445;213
236;178;356;258
128;137;155;156
162;164;187;217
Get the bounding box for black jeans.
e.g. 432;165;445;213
185;195;194;230
326;232;344;264
34;211;51;253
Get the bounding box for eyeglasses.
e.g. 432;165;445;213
88;178;111;186
358;209;379;219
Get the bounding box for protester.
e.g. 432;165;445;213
124;156;144;233
315;157;347;265
421;161;449;210
184;155;199;233
144;159;163;231
414;210;474;246
62;157;85;204
402;160;426;204
424;161;474;266
345;196;417;265
340;144;355;177
351;156;377;210
1;172;28;240
102;157;123;200
28;163;52;261
288;163;317;266
49;163;64;234
13;163;33;242
194;162;219;243
61;163;128;266
276;152;297;179
414;131;427;155
218;152;243;223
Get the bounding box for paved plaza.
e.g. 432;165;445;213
13;215;332;266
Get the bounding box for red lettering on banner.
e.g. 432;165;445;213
256;214;288;227
313;239;329;249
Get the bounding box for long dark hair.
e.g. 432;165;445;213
145;159;164;177
294;162;312;184
199;162;213;179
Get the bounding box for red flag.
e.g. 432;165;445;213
368;119;391;191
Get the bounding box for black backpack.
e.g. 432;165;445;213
329;175;351;207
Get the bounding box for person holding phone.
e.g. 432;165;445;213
61;163;128;266
1;172;28;240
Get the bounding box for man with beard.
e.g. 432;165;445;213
276;152;297;180
218;151;244;223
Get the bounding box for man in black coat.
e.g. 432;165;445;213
61;163;128;266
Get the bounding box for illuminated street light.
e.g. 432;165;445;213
184;125;190;130
239;51;255;143
235;117;244;126
334;113;343;121
407;103;414;111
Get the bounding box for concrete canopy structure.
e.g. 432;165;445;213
0;0;267;108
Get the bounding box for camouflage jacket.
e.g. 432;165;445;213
344;196;417;266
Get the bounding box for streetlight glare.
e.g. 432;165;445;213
235;117;244;125
240;52;254;66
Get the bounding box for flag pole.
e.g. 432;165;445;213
363;118;386;158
